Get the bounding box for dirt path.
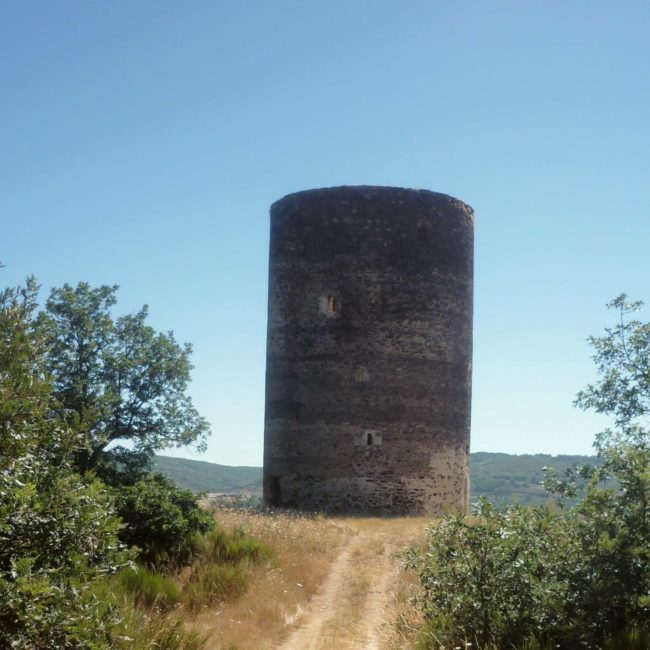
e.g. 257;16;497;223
279;519;424;650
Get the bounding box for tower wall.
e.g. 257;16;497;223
263;186;474;514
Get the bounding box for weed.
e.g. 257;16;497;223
117;566;180;610
200;526;273;564
183;563;249;614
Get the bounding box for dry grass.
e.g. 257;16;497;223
264;514;428;650
381;518;433;650
179;507;433;649
385;556;426;650
189;506;350;649
113;505;434;648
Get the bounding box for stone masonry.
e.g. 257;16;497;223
263;186;474;515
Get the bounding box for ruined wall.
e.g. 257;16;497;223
263;186;474;515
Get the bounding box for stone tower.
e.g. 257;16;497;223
263;186;473;515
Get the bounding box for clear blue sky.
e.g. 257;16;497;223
2;1;649;466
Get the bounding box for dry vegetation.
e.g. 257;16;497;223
187;506;429;650
191;506;349;649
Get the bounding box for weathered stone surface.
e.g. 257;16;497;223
263;186;474;515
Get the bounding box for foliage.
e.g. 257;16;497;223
0;452;131;649
407;500;576;648
181;525;272;615
409;295;650;649
575;294;650;432
0;278;132;649
115;473;214;567
552;295;650;638
0;276;213;647
31;281;215;572
117;567;180;610
39;282;210;482
199;525;273;564
0;277;53;463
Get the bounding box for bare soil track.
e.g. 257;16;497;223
279;517;426;650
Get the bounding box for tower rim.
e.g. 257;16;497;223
270;185;474;218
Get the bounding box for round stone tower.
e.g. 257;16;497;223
263;186;473;515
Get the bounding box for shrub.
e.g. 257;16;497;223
407;500;576;648
409;440;650;649
549;435;650;644
115;473;214;567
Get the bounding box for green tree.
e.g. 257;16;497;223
0;276;50;461
565;295;650;640
0;278;131;648
575;294;650;433
39;282;210;482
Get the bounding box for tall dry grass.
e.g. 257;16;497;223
185;508;430;650
113;504;431;649
189;506;350;649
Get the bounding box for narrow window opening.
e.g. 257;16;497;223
366;432;373;446
355;366;369;383
327;293;336;313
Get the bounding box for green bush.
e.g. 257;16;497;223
410;476;649;649
0;458;132;649
408;296;650;649
115;473;214;567
408;500;576;648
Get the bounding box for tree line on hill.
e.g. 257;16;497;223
153;452;600;507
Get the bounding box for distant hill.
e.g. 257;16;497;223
154;452;599;506
153;456;262;494
471;452;598;507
